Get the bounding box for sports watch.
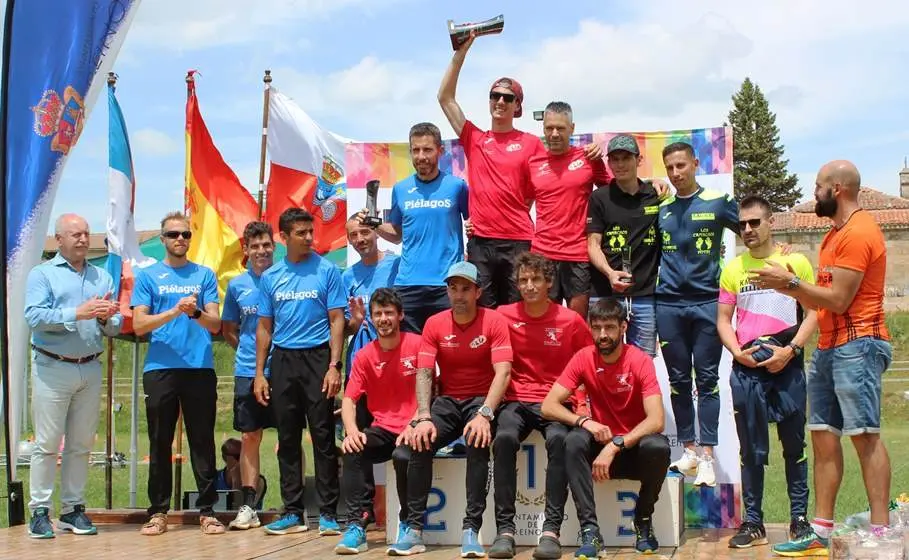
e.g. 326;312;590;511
478;405;495;421
611;435;626;451
192;309;202;319
409;418;432;429
788;342;803;357
330;361;343;371
787;276;801;290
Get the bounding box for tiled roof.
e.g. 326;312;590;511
773;188;909;232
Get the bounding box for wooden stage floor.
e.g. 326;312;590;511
0;523;795;559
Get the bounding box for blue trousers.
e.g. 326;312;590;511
730;360;808;524
656;302;721;446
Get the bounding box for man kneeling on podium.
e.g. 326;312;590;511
542;299;669;558
334;288;417;555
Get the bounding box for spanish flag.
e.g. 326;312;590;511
184;72;258;304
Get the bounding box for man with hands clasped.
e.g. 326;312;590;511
24;213;122;539
542;298;669;559
255;208;347;537
390;261;513;558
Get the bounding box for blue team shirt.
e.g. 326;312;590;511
656;186;740;305
389;171;468;287
222;270;268;377
131;261;219;372
342;254;400;375
258;254;346;349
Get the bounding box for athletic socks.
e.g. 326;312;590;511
811;518;834;538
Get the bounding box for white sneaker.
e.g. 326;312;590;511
669;450;699;476
229;505;261;530
694;457;717;487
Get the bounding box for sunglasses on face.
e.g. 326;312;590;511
738;218;763;229
163;230;192;240
489;91;516;103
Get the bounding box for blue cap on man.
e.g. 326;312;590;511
445;261;478;285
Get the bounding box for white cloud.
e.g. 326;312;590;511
133;128;180;156
127;0;405;51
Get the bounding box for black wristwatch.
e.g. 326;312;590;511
330;361;343;371
788;343;803;357
611;435;626;451
192;309;202;319
409;417;432;428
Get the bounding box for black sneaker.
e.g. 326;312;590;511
789;516;813;540
532;535;562;559
634;517;659;554
728;521;768;548
28;507;55;539
488;534;516;558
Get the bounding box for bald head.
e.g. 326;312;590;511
54;213;90;264
55;213;89;235
818;160;861;199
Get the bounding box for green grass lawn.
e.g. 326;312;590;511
2;314;908;528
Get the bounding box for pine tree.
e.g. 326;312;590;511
727;78;801;211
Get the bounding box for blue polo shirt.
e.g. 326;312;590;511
131;261;219;372
222;270;268;377
258;254;346;349
656;186;740;305
389;171;468;287
342;254;400;374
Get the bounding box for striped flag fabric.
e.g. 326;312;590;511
264;89;352;256
106;79;155;333
184;75;259;304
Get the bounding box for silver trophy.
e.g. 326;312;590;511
363;179;383;228
448;14;504;50
620;246;634;285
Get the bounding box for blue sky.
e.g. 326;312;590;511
50;0;909;233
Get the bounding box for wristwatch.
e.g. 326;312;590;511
192;309;202;319
611;435;626;451
787;275;801;290
478;405;495;421
409;418;432;428
330;361;343;371
788;342;803;357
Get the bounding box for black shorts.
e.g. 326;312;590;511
467;236;531;309
548;260;591;302
233;377;277;433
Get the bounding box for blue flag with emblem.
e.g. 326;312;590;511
1;0;142;475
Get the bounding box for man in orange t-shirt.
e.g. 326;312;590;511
751;160;892;556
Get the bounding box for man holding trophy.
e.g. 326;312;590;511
586;135;663;356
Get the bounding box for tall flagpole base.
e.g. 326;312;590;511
8;480;25;525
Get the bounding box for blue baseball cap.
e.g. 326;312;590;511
445;261;478;285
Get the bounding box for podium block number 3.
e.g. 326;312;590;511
616;491;639;537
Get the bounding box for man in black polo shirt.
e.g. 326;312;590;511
586;135;662;357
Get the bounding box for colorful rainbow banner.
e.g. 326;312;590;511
345;126;732;189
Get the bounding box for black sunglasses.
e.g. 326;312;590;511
489;91;516;103
163;230;192;240
738;218;763;229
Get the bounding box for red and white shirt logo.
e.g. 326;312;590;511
543;327;562;346
568;158;585;171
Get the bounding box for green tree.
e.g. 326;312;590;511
728;78;801;211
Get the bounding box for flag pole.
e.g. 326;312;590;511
0;0;26;527
256;69;272;219
104;71;117;511
172;70;196;511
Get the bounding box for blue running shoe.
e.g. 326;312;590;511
461;528;486;558
387;525;427;556
264;512;308;535
320;514;342;536
334;524;367;554
28;507;55;539
771;529;829;557
574;527;603;559
57;505;97;535
395;521;409;545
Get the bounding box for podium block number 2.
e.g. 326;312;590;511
616;490;638;537
424;488;447;532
